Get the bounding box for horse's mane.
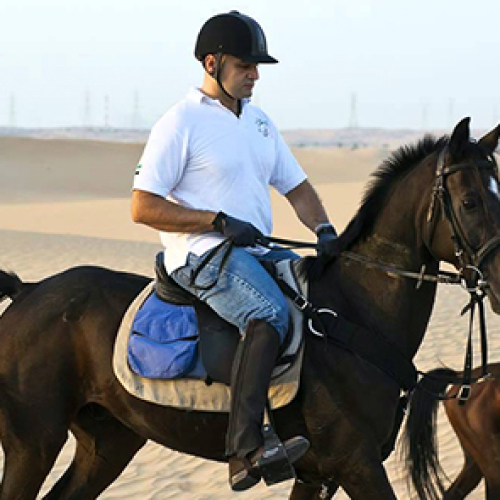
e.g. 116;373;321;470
302;134;449;279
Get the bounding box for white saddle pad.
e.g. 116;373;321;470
112;259;306;412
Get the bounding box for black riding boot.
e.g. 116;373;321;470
226;319;309;491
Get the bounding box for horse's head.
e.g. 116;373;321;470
426;117;500;312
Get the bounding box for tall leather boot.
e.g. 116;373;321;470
226;319;309;491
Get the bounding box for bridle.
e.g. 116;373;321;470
269;145;500;403
425;147;500;291
340;146;500;402
191;145;500;402
411;147;500;401
271;146;500;293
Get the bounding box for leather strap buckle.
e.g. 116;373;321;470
457;384;471;403
293;294;309;311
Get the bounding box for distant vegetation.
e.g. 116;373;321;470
0;126;467;149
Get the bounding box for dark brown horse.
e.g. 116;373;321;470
1;118;500;500
405;363;500;500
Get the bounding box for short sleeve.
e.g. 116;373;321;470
269;122;307;195
133;115;188;198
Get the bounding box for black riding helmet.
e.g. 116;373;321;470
195;11;278;65
195;11;277;101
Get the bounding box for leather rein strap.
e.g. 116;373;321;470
422;148;499;402
269;147;500;402
187;148;499;401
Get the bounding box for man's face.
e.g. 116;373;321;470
217;55;260;99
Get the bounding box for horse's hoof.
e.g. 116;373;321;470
229;436;310;491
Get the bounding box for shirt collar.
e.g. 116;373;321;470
187;87;250;109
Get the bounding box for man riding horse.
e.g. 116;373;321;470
130;10;338;492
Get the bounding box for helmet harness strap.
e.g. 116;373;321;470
213;52;239;104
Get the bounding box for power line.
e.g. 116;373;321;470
104;94;110;128
132;90;140;129
349;92;358;128
83;89;92;127
447;98;455;128
9;93;16;127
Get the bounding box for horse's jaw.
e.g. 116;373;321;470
480;253;500;314
486;288;500;314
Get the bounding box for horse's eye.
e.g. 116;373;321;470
462;198;477;210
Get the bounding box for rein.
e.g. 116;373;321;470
415;289;490;404
267;148;500;404
340;251;462;287
188;147;499;403
268;236;491;404
416;148;499;401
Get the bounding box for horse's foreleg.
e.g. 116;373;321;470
339;459;397;500
289;480;339;499
42;405;146;500
486;482;500;500
0;426;68;500
443;452;482;500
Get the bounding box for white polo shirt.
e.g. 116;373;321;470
133;87;307;273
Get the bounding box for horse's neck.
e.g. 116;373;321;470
311;234;439;360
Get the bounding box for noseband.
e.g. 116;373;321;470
426;147;500;291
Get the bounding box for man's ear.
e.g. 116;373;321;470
204;54;216;76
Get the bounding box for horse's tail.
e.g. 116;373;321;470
402;367;456;500
0;270;25;302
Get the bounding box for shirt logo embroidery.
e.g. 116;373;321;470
135;163;142;176
256;118;269;137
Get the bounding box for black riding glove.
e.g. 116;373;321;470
212;211;268;247
316;223;339;259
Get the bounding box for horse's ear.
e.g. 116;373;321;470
478;124;500;156
448;117;471;159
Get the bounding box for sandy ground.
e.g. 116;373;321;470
0;136;497;499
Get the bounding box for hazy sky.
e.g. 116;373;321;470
1;0;499;131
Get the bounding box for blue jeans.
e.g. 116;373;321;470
170;246;299;342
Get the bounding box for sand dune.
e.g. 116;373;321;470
0;136;494;498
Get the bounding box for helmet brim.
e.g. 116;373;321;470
241;54;279;64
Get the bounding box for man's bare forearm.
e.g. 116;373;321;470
131;189;217;233
285;180;331;233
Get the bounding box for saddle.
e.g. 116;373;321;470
152;252;299;384
112;253;306;411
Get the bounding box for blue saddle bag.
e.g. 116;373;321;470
127;292;206;379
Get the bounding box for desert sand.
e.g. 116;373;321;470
0;135;497;499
